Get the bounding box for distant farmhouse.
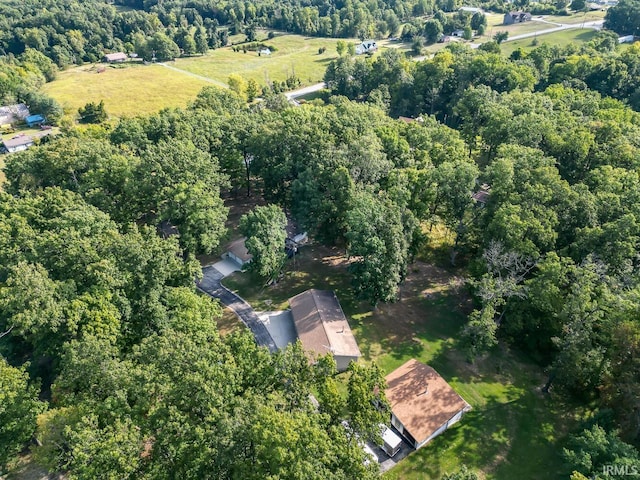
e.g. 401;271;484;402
2;135;34;153
385;359;471;450
289;289;361;371
355;40;377;55
504;11;532;24
103;52;128;63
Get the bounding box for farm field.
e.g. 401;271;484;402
175;33;361;87
501;28;598;55
475;13;558;41
221;241;585;480
42;63;211;117
544;9;607;24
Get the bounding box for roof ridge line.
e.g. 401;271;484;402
310;289;334;353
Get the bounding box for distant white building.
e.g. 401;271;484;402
355;40;377;55
258;48;271;56
459;6;483;13
2;135;34;153
618;35;635;43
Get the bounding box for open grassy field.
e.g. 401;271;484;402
221;241;586;480
175;33;360;86
42;63;211;117
476;13;558;41
544;9;606;24
501;28;598;56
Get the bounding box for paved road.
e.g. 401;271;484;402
197;266;277;352
505;19;603;42
285;82;326;102
158;62;228;89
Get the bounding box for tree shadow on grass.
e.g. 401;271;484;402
313;57;335;65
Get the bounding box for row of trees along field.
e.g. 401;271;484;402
3;0;638;70
0;0;446;67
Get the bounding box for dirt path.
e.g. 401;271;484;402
158;62;228;88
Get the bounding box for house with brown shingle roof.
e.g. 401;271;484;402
385;359;471;450
226;237;252;267
289;289;361;372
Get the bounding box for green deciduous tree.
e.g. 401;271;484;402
604;0;640;36
78;100;107;124
0;358;46;472
346;190;409;306
239;205;288;280
228;73;248;101
346;362;389;442
563;425;640;479
194;27;208;54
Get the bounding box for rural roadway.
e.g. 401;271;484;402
286;82;326;101
197;265;278;353
505;19;604;42
158;62;228;88
160;18;603;100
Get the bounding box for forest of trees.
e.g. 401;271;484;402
2;0;640;477
3;64;640;475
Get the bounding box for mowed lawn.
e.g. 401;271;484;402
501;28;598;56
175;33;359;86
221;244;585;480
42;63;211;117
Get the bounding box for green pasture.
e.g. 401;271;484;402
42;63;210;118
175;33;360;87
501;28;598;55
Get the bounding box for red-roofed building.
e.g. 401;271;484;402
385;359;471;450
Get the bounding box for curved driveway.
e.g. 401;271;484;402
197;265;277;352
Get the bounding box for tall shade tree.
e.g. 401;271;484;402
346;190;409;306
0;358;46;472
239;205;288;280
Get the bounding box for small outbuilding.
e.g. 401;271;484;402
459;6;483;13
289;289;361;372
355;40;378;55
25;114;45;127
2;135;34;153
385;359;471;450
226;237;253;267
472;184;491;206
104;52;128;63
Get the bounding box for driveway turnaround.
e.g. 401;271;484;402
197;265;278;353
